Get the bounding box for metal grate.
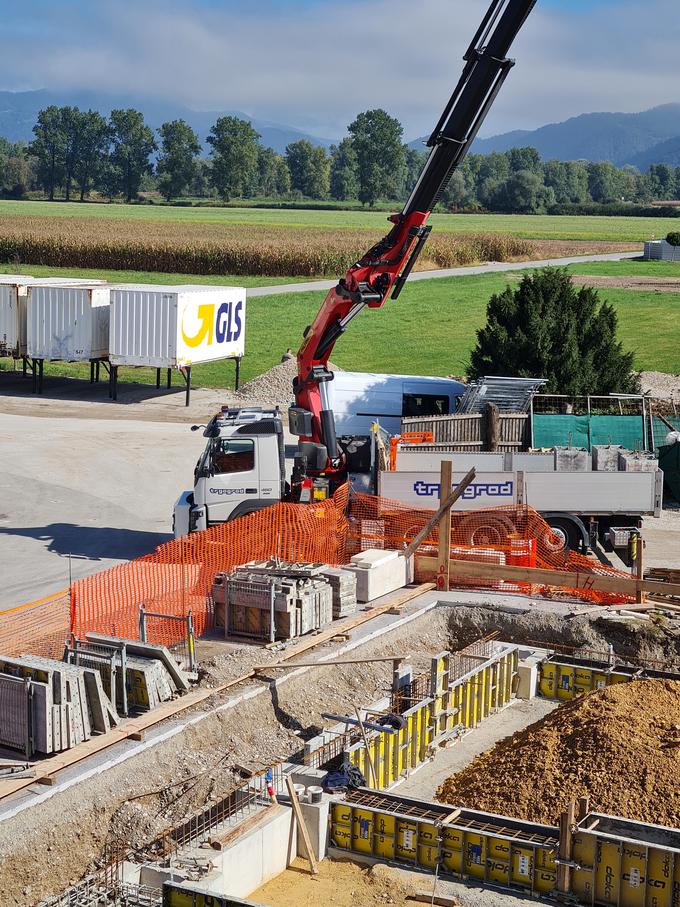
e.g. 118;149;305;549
457;377;547;414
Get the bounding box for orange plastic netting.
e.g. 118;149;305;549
1;485;632;658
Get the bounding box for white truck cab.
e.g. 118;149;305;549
174;407;286;536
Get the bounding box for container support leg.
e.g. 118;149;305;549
183;366;191;407
167;368;172;389
234;356;241;391
38;359;44;394
155;367;161;389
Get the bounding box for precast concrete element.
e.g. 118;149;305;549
344;550;410;603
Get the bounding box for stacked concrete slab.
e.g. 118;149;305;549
320;568;358;619
0;654;119;755
216;560;334;641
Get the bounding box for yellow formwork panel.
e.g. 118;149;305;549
418;821;440;870
534;846;557;894
647;847;674;907
556;664;575;701
442;826;464;875
395;819;418;862
487;837;511;885
619;842;646;907
464;831;487;880
330;802;352;850
610;672;630;685
595;839;622;906
351;807;374;854
572;830;597;903
574;665;594;696
511;845;533;889
593;671;609;691
374;813;395;861
539;662;558;698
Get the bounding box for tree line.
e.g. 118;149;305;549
5;103;680;210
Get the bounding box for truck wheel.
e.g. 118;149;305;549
456;513;515;548
544;518;580;555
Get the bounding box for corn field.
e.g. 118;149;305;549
0;216;536;277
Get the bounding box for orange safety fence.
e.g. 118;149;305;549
346;492;632;605
0;590;71;659
1;484;633;660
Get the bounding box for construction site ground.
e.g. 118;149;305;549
251;855;541;907
1;589;679;907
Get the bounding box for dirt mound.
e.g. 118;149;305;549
436;680;680;827
237;358;343;408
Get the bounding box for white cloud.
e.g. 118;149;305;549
1;0;679;139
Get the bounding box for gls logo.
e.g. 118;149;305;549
182;300;244;348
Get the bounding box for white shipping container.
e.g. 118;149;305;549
109;285;246;368
27;284;111;361
0;277;105;357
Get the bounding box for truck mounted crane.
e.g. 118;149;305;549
174;0;537;535
289;0;537;493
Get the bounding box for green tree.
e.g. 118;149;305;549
468;269;636;395
587;161;624;204
59;106;84;201
28;106;65;200
109;108;156;201
156;119;201;200
275;156;291;196
256;146;281;197
74;111;110;201
494;169;555;213
329;138;358;200
508;146;542;174
285;140;329;198
647;163;676;200
207;116;260;200
543;160;590;204
403;147;426;195
348;109;405;206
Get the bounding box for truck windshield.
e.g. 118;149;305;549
212;439;255;474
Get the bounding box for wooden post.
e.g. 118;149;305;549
437;461;453;592
485;403;500;452
286;776;319;875
636;532;645;605
404;467;476;559
557;801;576;894
354;705;378;789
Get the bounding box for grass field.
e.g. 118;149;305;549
7;258;677;389
0;199;674;242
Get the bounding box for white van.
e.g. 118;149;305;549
326;371;465;436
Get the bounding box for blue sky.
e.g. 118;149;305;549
0;0;677;140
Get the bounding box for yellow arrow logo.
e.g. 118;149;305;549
181;304;214;348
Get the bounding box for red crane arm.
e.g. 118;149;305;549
292;0;536;475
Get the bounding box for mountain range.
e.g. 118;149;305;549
0;89;333;154
412;104;680;169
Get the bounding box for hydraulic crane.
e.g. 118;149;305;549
289;0;537;492
174;0;537;534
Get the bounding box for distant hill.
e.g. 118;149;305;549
0;89;332;154
409;104;680;168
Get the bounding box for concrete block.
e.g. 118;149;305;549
516;662;538;700
618;451;658;473
345;549;408;602
592;445;623;472
299;799;330;860
554;447;589;472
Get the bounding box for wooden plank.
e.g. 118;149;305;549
437;461;453;593
0;583;435;802
209;803;277;851
404;470;477;558
417;556;680;599
286;776;318;874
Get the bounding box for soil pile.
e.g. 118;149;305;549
437;680;680;827
237;358;342;408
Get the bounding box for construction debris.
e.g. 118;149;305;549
436;679;680;827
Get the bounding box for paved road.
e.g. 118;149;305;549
248;251;641;296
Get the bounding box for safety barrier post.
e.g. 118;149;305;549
138;606;147;643
187;610;197;673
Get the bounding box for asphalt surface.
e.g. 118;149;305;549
247;251;640;296
0;414;207;608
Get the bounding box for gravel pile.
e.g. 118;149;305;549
437;679;680;827
639;371;680;400
237;358;343;409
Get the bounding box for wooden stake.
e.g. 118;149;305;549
286;776;319;875
354;705;378;789
404;468;476;558
437;460;453;592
